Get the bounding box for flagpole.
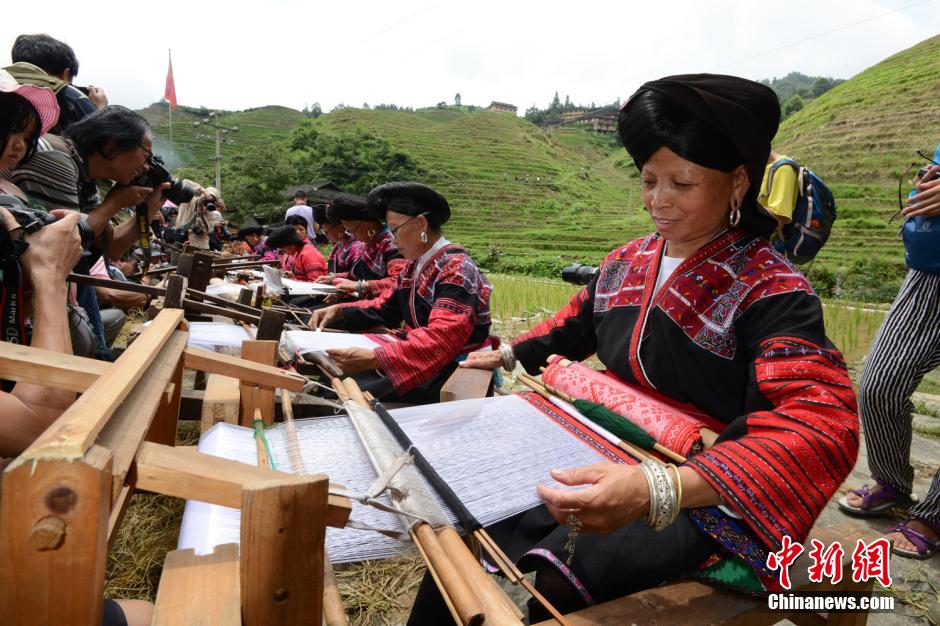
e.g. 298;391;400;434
168;49;173;148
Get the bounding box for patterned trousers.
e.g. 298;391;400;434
857;269;940;523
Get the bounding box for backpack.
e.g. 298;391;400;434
765;158;837;264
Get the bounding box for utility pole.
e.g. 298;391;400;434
193;112;238;193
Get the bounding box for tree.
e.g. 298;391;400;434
309;102;322;118
288;122;427;194
455;93;461;106
781;94;804;119
363;102;370;109
436;101;447;109
550;91;561;112
564;94;571;111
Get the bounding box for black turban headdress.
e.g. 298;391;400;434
265;224;303;249
366;182;451;229
328;195;370;222
237;223;264;238
619;73;780;237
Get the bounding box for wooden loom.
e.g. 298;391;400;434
0;308;352;626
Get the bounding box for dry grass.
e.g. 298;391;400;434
334;553;426;626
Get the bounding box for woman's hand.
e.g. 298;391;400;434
307;305;343;330
333;278;359;294
316;273;335;284
903;164;940;218
537;463;651;534
326;347;379;374
460;350;504;370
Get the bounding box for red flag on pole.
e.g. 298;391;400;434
164;53;177;108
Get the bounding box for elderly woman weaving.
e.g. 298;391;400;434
308;182;493;404
408;75;860;623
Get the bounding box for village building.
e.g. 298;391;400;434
486;101;518;114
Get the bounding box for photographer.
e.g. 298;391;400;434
0;204;82;455
175;186;224;250
5;34;107;132
8;105;168;359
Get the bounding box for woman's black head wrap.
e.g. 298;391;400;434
619;73;780;237
237;223;264;238
366;182;451;230
328;195;370;222
265;224;303;249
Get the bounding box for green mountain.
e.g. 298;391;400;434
138;35;940;298
139;103;305;173
775;34;940;297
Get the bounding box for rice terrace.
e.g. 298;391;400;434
2;10;940;626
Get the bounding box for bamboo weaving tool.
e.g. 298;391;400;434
329;377;487;626
361;390;568;625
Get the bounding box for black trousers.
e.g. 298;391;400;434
407;506;714;625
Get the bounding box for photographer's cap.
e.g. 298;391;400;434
0;70;59;135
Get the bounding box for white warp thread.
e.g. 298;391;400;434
178;394;610;563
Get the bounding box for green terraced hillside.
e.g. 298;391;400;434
775;34;940;274
140;103;305;172
311;108;643;272
134;34;940;296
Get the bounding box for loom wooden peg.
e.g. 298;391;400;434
28;516;66;551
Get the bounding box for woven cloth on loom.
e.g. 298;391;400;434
541;358;706;456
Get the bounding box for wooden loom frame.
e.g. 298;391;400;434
0;308;352;626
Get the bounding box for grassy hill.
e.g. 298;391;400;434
309;108;642;273
136;35;940;298
140;103;305;173
775;34;940;297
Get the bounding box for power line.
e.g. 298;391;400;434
711;0;933;71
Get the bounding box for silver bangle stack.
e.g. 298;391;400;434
639;459;682;531
357;279;367;296
498;343;517;371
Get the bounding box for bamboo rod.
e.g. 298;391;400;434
437;526;524;624
338;378;484;626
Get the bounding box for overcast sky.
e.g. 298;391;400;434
3;0;938;114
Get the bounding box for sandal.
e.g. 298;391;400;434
885;519;940;560
837;478;917;517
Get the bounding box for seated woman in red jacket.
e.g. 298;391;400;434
326;194;406;298
308;182;493;404
265;222;326;282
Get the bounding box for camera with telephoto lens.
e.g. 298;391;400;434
561;262;599;286
0;193;95;250
130;154;198;206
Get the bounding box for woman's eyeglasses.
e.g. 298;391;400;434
389;212;429;237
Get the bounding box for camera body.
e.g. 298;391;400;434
917;166;940;183
0;193;95;249
131;155;198;206
561;262;599;286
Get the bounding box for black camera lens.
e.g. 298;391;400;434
561;263;599;286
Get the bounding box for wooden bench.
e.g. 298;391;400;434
0;309;352;626
534;523;878;626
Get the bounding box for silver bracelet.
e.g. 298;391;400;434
640;460;679;531
357;279;367;295
498;343;517;371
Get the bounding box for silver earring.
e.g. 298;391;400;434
728;203;741;228
420;231;427;243
367;229;376;238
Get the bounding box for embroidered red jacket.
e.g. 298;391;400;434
279;237;327;282
513;231;859;567
327;237;364;275
339;243;492;394
335;230;406;295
